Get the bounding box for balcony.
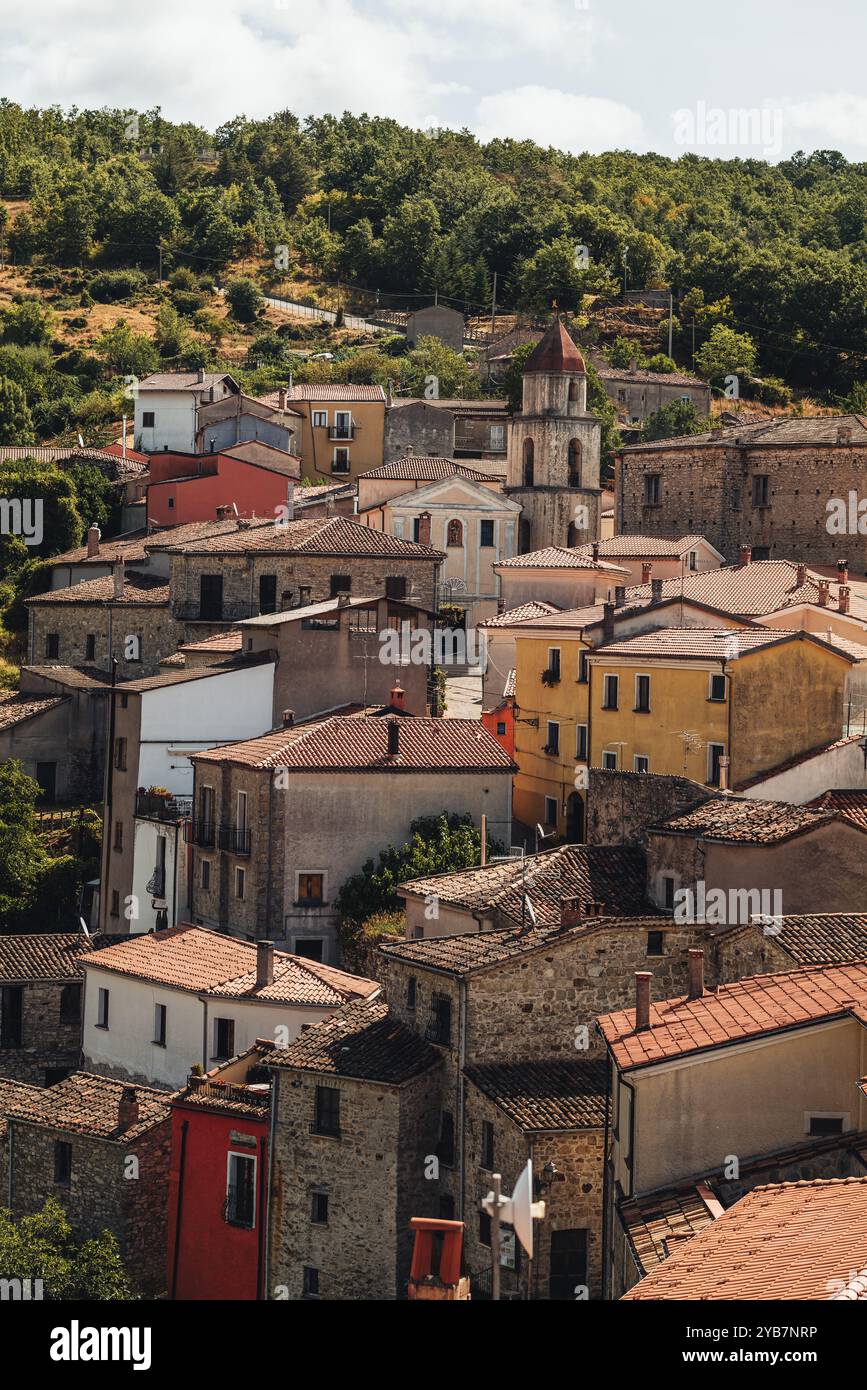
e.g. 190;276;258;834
136;791;193;822
184;820;216;848
145;867;166;899
218;823;252;856
328;425;357;441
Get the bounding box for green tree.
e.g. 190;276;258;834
335;812;502;934
641;399;709;442
0;376;36;444
95;320;159;378
398;336;475;398
0;459;82;555
154;303;189;361
694;324;758;387
225;276;264;323
0;1198;133;1300
2;299;53;347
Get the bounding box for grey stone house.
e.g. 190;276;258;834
0;933;93;1085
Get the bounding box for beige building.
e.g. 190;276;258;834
569;533;724;587
259;384;386;485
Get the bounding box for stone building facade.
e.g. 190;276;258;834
0;934;93;1085
616;416;867;568
2;1073;172;1295
25;571;186;679
585;768;719;848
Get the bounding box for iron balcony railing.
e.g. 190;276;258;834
184;820;216;848
136;792;192;822
218;824;252;856
145;867;166;898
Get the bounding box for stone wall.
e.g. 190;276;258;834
586;768;716;848
28;600;186;678
0;980;82;1085
383;402;455;465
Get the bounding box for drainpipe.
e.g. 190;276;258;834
457;978;468;1221
256;1132;268;1299
99;658;119;935
201;997;209;1071
169;1118;189;1299
263;1068;279;1300
600;1047;612;1299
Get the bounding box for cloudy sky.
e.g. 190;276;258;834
2;0;866;161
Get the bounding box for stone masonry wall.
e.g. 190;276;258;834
586;768;717;848
0;980;82;1085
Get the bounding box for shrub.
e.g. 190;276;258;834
88;269;148;303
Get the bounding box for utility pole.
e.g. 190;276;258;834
622;245;629;296
490;1174;502;1301
480;813;487;866
158;242;163;285
490;271;497;339
99;658;119;935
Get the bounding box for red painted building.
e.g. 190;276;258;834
147;445;300;527
167;1042;274;1300
481;671;515;757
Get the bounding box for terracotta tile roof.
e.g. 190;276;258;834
0;932;95;982
622;412;867;453
656;796;846;844
0;692;67;731
47;531;148;567
0;1078;46;1134
572;534;712;560
178;629;243;653
717;914;867;967
808;789;867;831
495;547;628;572
116;656;271;692
0;445;148;477
503;669;516;698
83;924;376;1007
627;560;835;616
143;517;271;550
139;371;236;391
268;998;441;1083
2;1071;172;1142
25;572;169;606
478;601;561;629
593;361;707;389
162;514;442;560
523;318;586;375
591;625;796;660
384;913;672;977
359;457;498;482
734;733;867;791
598;960;867;1071
262;384;386;403
622;1177;867;1299
464;1059;607;1131
191;714;514;773
19;665;116;690
396;844;654;926
621;1185;721;1271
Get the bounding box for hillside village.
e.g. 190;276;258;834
0;102;866;1313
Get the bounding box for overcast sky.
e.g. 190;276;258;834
3;0;866;161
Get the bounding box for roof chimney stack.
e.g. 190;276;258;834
718;753;730;792
839;585;851;615
336;590;351;606
87;525;101;558
592;542;600;564
817;579;830;607
635;972;652;1032
641;561;653;585
688;948;705;1001
282;709;295;728
651;577;663;604
796;563;807;587
387;718;400;758
117;1086;139;1130
197;366;205;384
602;600;615;642
739;546;752;567
256;939;275;988
614;585;626;608
278;387;287;410
113;557;125;600
560;895;582;929
838;558;849;584
390;684;406;711
837;424;852;445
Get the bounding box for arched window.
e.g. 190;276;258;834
447;518;464;547
568;438;582;487
568;380;579;403
522;438;535;487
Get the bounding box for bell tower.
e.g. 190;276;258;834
506;317;601;553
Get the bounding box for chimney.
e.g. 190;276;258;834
113;557;125;600
635;972;652;1032
299;584;312;606
387;718;400;757
614;585;626;608
796;563;807;587
718;753;730;792
839;585;851;614
386;380;394;408
216;504;229;520
688;948;704;1001
197;366;205;384
837;425;852;445
282;709;295;728
390;684;406;711
651;577;663;603
838;558;849;584
278;387;287;410
602;601;615;642
497;595;505;615
592;542;600;564
582;900;605;918
817;579;830;607
629;356;638;373
417;512;432;547
336;590;351;606
641;561;653;584
256;940;275;988
739;545;752;567
87;525;101;558
117;1086;139;1130
560;895;582;928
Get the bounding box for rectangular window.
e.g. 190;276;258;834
313;1085;340;1137
634;675;651;712
54;1141;72;1186
497;721;507;736
226;1152;256;1228
85;634;96;661
153;1003;167;1046
97;987;109;1027
545;721;560;755
488;424;505;451
236;790;248;833
644;474;661;506
633;755;649;774
437;1111;455;1167
547;647;561;680
311;1191;329;1225
330;574;351;597
333;410;352;439
480;519;495;547
294;938;324;961
646;930;664;957
142;411;155;429
544;796;558;826
407;976;417;1010
707;743;725;787
662;876;676;912
312;411;328;428
576;724;588;760
479;1211;492;1247
302;1267;320;1298
298;873;324;905
259;574;277;615
602;751;618;771
214;1017;235;1060
201;858;211;890
603;674;619;710
110;891;120;918
235;867;245;899
688;550;698;571
59;983;81;1025
412;517;421;543
0;986;23;1049
385;576;407;600
709;672;727;702
168;496;175;509
752;474;769;507
113;820;123;852
807;1114;846;1137
332;448;350;473
114;737;127;771
481;1120;495;1171
578;651;589;683
46;633;60;659
429;994;452;1046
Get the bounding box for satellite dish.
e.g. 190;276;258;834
482;1160;545;1260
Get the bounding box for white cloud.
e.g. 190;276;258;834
782;93;867;151
476;86;645;154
